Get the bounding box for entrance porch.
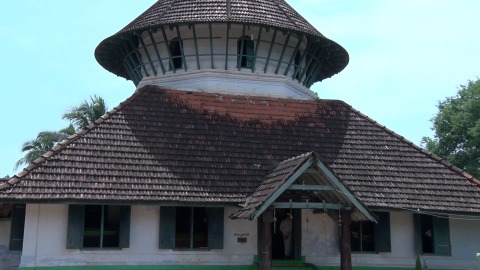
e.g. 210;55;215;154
232;152;377;270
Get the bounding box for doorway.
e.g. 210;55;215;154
271;209;301;260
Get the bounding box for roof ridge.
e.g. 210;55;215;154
272;0;299;30
231;151;316;219
227;0;232;19
115;1;162;35
155;0;176;24
278;151;313;165
0;88;149;192
341;100;480;186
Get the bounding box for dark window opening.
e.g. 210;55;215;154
175;207;208;249
350;212;391;253
83;205;121;248
9;204;26;251
294;51;302;80
159;206;224;250
351;220;375;252
170;38;183;69
237;36;254;68
67;205;130;250
420;215;434;253
305;45;318;83
415;214;450;255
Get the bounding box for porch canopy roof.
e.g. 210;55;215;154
2;86;480;216
231;152;376;222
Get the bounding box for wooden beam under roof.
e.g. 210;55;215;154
288;184;336;191
274;202;348;210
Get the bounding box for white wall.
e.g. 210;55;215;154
0;219;10;247
136;23;317;100
19;205;480;269
0;217;21;270
427;217;480;269
301;209;480;269
20;204;258;267
351;211;416;267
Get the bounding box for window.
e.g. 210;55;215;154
9;204;25;251
237;36;254;68
67;205;130;249
350;212;391;253
304;45;318;82
351;219;375;252
294;51;302;81
159;206;224;249
169;38;183;69
414;214;451;255
83;205;121;248
175;207;208;248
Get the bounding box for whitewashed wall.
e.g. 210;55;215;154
18;205;480;269
20;204;258;268
0;218;21;270
0;219;10;249
301;209;480;269
136;23;317;100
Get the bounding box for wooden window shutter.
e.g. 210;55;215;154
119;206;131;248
433;216;451;256
9;204;26;251
374;212;391;252
159;206;176;249
207;207;224;249
413;214;423;253
66;205;85;249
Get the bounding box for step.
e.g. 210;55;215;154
272;259;315;270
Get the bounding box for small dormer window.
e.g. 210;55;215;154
170;38;183;70
237;36;254;68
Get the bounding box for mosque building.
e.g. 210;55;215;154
1;1;480;269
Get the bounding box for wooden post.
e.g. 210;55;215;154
260;208;274;270
340;209;352;270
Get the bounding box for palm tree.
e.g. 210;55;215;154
14;128;72;170
63;95;108;131
14;95;107;171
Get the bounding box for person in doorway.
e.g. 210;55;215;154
280;212;293;259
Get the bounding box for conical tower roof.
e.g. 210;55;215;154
119;0;323;37
95;0;348;86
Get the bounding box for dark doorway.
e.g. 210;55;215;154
271;209;301;260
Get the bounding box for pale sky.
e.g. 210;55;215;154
0;1;479;177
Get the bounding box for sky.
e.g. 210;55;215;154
0;0;479;178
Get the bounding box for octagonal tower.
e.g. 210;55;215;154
95;0;348;99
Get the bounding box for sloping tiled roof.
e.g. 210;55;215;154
232;152;311;219
231;152;376;220
119;0;322;38
95;0;348;83
2;86;480;214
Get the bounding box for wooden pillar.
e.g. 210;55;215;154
340;209;352;270
260;208;274;270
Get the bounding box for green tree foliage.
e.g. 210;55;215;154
63;95;108;131
14;130;70;170
422;79;480;178
14;96;107;171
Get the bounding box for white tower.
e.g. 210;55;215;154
95;0;348;99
